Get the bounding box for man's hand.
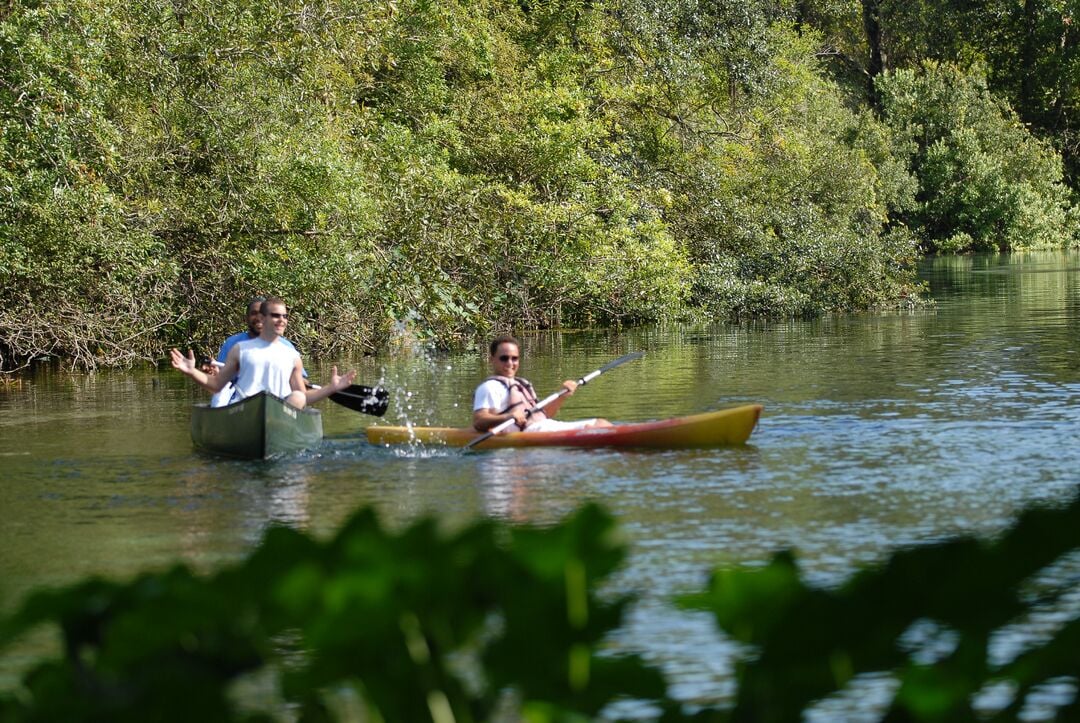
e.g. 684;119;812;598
329;366;357;391
507;402;529;429
171;348;197;375
561;379;578;395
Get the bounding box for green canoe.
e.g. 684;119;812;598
190;391;323;459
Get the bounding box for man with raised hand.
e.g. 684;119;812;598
206;295;305;406
172;297;354;409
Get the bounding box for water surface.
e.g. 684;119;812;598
3;251;1080;712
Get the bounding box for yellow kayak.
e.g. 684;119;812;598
366;404;763;450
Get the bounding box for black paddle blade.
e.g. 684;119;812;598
330;385;390;416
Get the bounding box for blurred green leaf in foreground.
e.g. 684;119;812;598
4;490;1080;721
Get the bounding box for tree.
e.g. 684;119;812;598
877;62;1079;253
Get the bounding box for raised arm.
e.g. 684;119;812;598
302;365;357;405
171;346;238;394
538;379;577;419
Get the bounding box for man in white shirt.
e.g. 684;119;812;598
472;335;611;433
205;296;306;407
171;297;354;409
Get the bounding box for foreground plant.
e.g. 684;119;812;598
0;504;664;721
678;489;1080;721
3;491;1080;721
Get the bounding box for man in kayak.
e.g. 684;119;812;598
472;335;612;433
171;297;355;409
205;295;306;406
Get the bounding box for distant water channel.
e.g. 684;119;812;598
4;251;1080;716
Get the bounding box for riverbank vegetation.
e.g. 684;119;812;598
3;493;1080;720
2;0;1079;369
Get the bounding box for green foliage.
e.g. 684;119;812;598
877;62;1080;253
980;0;1080;180
0;503;665;721
13;0;1080;366
802;0;1080;188
871;0;989;70
606;12;922;317
877;0;1080;184
0;0;179;369
5;491;1080;720
0;0;930;369
679;489;1080;721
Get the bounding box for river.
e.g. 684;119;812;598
3;251;1080;715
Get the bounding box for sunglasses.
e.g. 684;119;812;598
266;312;289;320
498;355;519;362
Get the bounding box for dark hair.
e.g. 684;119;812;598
259;297;287;315
489;334;521;357
246;296;267;314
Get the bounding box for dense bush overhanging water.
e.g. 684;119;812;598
3;491;1080;721
3;0;1080;370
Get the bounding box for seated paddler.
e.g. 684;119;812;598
171;297;355;409
206;295;307;407
472;335;612;433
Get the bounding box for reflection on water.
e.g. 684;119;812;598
4;251;1080;714
473;450;616;523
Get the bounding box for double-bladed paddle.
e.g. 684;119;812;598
464;350;645;449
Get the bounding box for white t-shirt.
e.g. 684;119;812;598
231;337;301;401
473;378;513;412
473;378;598;433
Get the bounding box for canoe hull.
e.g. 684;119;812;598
190;391;323;459
366;404;762;450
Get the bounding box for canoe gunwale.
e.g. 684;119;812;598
190;391;323;459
